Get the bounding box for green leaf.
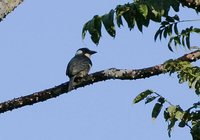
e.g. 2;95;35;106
174;23;179;35
82;23;88;40
101;9;116;37
161;21;169;26
195;81;200;95
186;34;190;49
174;36;181;45
167;105;177;114
159;29;164;40
115;4;130;17
154;29;161;41
133;90;154;104
195;89;200;95
181;35;185;47
164;110;170;121
135;17;143;32
116;15;123;28
175;111;184;120
168;24;173;36
173;15;180;21
193;28;200;33
178;121;186;128
137;4;148;18
163;28;168;38
171;1;180;12
166;16;174;22
168;37;174;52
148;9;161;22
143;17;150;27
145;96;157;104
94;16;102;37
122;10;135;30
158;97;165;104
152;103;163;119
82;15;102;44
91;32;100;45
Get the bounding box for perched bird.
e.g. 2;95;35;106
66;48;97;91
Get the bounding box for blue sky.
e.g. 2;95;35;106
0;0;199;140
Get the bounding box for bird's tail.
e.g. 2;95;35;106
68;76;75;91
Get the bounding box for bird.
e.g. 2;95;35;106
66;48;97;91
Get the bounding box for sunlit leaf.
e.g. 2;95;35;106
175;111;184;120
167;105;177;114
101;9;116;37
133;90;154;104
137;4;148;18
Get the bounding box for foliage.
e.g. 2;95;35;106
155;20;200;51
133;59;200;139
82;0;200;52
82;0;200;139
168;27;200;51
133;90;200;138
164;60;200;95
82;0;180;45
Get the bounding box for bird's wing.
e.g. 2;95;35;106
66;55;92;78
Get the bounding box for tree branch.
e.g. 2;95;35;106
0;50;199;114
0;0;23;21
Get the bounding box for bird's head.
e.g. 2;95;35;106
75;48;97;58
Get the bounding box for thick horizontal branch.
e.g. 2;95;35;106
0;50;199;114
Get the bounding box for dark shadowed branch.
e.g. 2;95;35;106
0;50;199;114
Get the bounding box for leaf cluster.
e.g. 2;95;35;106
133;90;200;138
154;15;180;42
155;19;200;51
164;103;200;138
164;60;200;95
82;0;180;44
133;90;167;120
168;26;200;51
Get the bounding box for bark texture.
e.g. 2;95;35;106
0;0;23;21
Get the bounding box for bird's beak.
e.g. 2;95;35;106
90;50;97;55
